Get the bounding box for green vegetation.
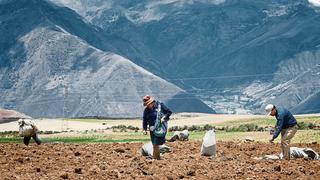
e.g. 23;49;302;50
218;116;320;127
169;124;214;132
169;122;319;133
1;115;319;144
0;136;150;143
1;130;319;144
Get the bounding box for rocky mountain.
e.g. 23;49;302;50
243;50;320;114
292;91;320;114
50;0;320;114
0;0;214;118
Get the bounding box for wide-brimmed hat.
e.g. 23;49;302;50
265;104;274;116
143;95;155;106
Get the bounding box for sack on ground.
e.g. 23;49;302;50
141;142;171;156
201;129;216;156
168;130;189;142
280;147;320;160
19;125;34;137
253;147;320;160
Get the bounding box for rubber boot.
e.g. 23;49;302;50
33;134;42;145
153;145;160;160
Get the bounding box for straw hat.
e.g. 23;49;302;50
143;95;155;106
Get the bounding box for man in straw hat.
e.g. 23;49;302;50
265;104;297;160
142;95;172;160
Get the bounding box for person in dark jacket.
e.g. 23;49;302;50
142;95;172;160
265;104;297;160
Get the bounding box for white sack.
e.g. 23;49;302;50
201;129;216;156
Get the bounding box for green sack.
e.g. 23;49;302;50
153;103;167;137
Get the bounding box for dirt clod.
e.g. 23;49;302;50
273;165;281;172
16;158;23;163
167;175;174;180
60;173;68;179
74;168;82;174
187;170;196;176
36;168;41;172
89;165;100;174
114;148;125;153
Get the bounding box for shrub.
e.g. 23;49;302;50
182;125;188;131
187;125;198;131
246;124;258;131
169;126;178;132
120;128;127;132
297;122;308;130
203;124;213;131
307;123;317;129
257;127;265;132
237;125;248;132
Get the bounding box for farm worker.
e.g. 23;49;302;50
265;104;297;160
142;95;172;160
18;118;42;145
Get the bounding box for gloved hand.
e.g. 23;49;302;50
269;138;274;144
160;117;166;123
142;130;147;135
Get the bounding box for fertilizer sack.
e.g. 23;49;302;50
141;142;171;156
201;129;216;156
19;125;34;137
169;129;189;142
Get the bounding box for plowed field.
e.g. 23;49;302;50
0;141;319;179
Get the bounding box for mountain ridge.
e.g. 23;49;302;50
0;0;215;118
50;0;320;114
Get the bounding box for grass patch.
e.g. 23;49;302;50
0;136;150;144
0;138;20;143
219;118;275;127
1;130;318;144
42;137;149;143
217;116;320;127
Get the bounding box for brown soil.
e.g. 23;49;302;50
0;141;319;179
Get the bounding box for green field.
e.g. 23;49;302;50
1;116;319;144
215;116;320;127
1;130;319;144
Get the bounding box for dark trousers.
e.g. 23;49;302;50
23;134;41;145
150;131;166;145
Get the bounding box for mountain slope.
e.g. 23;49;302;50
292;91;320;114
0;0;214;118
51;0;320;114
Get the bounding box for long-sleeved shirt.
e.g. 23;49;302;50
272;107;297;140
143;101;172;131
